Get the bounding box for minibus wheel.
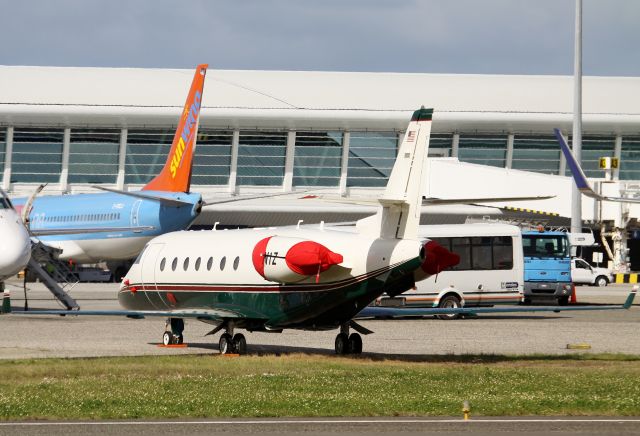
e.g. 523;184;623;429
437;294;461;320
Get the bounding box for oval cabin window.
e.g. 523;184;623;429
171;258;178;271
195;257;201;271
233;256;240;270
220;256;226;271
160;258;166;271
183;257;190;271
207;257;213;271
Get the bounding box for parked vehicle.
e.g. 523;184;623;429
571;258;612;287
375;224;524;319
522;230;572;305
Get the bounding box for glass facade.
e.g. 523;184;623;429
512;135;560;175
2;125;639;188
125;129;174;185
293;131;343;187
458;134;507;168
429;133;453;157
237;131;287;186
192;130;233;186
0;128;5;181
69;129;120;184
12;128;64;183
580;135;616;178
620;136;640;181
347;131;398;187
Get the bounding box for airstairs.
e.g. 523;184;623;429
27;241;79;310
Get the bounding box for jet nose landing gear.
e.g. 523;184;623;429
335;323;363;355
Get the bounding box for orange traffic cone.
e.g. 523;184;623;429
570;284;577;304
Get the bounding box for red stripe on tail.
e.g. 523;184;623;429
142;64;208;193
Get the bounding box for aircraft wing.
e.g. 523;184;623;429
301;194;554;206
554;128;640;204
355;288;636;318
30;226;155;236
91;186;195;207
8;307;242;321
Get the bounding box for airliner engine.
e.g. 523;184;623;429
414;239;460;282
252;236;343;283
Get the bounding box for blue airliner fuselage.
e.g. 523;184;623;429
12;191;202;263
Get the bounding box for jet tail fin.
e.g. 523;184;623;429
555;128;640;204
358;107;433;239
142;64;208;193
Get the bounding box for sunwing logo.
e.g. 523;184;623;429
170;90;202;178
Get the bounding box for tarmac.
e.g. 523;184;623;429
1;281;638;359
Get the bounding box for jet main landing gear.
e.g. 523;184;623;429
218;322;247;355
334;323;363;355
162;318;184;345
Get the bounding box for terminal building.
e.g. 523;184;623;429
1;66;640;269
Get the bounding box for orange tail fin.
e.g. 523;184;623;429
143;64;208;193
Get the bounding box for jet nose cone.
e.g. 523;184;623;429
0;217;31;278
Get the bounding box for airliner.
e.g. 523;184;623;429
7;108;635;355
0;189;31;282
10;64;208;278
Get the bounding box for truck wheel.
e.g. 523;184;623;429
595;275;608;287
437;295;461;320
558;296;569;306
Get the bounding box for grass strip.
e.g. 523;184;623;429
1;353;640;420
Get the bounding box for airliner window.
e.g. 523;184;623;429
220;256;226;271
183;257;190;271
195;257;201;271
160;258;166;271
207;257;213;271
233;256;240;270
171;258;178;271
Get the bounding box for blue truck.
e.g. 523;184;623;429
522;230;573;305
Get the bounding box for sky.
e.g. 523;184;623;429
1;0;638;76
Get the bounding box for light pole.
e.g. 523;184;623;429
571;0;583;234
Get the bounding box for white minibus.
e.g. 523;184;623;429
375;223;524;319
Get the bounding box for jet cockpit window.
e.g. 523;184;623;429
133;246;148;265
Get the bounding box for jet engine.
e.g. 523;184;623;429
414;239;460;282
252;236;343;284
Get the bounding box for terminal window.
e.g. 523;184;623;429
125;129;175;185
11;128;64;184
293;131;343;187
347;131;398;187
191;130;233;186
237;131;287;186
512;135;560;175
69;129;120;184
458;134;507;168
621;136;640;180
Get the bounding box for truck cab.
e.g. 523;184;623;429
522;230;573;305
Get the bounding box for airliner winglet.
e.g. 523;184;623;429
554;128;640;204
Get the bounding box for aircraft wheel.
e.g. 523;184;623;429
162;331;174;346
335;332;350;355
175;334;184;345
219;333;234;354
437;294;461;320
233;333;247;355
348;333;362;354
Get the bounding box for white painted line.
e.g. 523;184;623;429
1;418;640;426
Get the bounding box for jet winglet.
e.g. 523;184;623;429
554;128;596;196
143;64;208;193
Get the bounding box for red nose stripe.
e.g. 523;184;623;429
285;241;343;276
421;240;460;275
